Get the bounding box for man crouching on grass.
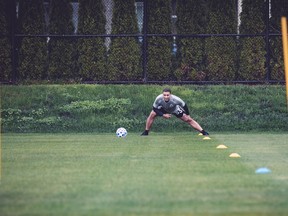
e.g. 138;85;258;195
141;88;209;136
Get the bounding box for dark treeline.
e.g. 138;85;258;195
0;0;287;83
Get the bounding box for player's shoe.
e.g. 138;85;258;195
201;130;209;136
141;130;149;136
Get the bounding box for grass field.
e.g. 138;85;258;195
1;132;288;216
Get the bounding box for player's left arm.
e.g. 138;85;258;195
174;95;190;115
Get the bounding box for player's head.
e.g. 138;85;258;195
163;88;171;93
162;88;171;102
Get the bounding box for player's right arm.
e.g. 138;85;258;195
152;95;164;116
152;95;171;118
152;107;163;116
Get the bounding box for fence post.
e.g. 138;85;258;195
9;0;17;84
142;0;148;83
265;0;271;83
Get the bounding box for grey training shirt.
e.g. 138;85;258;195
153;94;186;114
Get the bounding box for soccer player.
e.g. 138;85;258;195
141;88;209;136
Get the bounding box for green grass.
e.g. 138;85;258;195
1;84;287;132
1;132;288;216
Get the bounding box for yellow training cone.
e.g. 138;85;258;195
203;136;211;140
229;153;241;158
198;133;203;136
216;144;228;149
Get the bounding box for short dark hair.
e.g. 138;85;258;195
163;88;171;93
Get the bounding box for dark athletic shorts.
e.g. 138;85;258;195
155;105;187;118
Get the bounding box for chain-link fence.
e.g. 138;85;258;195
0;0;285;84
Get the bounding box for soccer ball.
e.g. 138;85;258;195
116;127;127;138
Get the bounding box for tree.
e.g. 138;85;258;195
205;0;237;81
238;0;266;81
48;0;75;81
17;0;47;81
146;0;172;81
175;0;207;81
107;0;141;81
77;0;106;81
0;0;12;82
270;0;287;80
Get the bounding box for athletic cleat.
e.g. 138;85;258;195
201;130;209;136
141;130;149;136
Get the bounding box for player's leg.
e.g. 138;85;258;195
141;110;157;135
180;114;209;135
180;114;203;131
145;110;157;130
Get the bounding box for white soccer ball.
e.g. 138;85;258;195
116;127;127;138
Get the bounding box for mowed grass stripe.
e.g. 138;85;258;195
1;133;288;216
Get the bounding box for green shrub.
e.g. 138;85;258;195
1;107;48;132
270;37;284;81
59;98;131;115
77;0;106;81
205;36;237;81
48;0;76;80
205;0;237;81
175;0;207;81
269;0;287;81
238;37;266;81
17;0;47;81
238;0;266;81
146;0;172;81
107;0;141;81
0;0;12;82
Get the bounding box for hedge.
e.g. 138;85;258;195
47;0;76;80
238;0;266;81
146;0;172;81
0;0;12;82
77;0;107;81
108;0;142;81
17;0;47;81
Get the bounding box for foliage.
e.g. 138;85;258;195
17;0;47;81
107;0;142;81
47;0;76;80
270;37;284;81
238;0;266;81
269;0;286;80
146;0;172;81
77;0;107;81
175;0;207;81
0;0;12;82
60;98;131;115
2;0;285;84
205;0;237;81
